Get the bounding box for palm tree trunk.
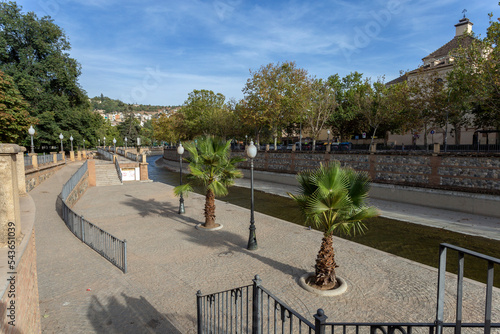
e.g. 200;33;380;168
314;232;337;287
204;188;216;228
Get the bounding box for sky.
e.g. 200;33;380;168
18;0;499;106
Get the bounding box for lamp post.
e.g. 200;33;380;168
113;138;116;152
98;139;100;147
70;135;74;151
246;140;258;250
177;143;185;214
103;136;106;146
327;129;330;146
28;125;35;154
83;139;85;150
125;137;128;149
59;133;64;152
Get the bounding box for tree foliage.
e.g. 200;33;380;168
0;70;36;143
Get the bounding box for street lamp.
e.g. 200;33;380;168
59;133;64;152
83;139;85;150
28;125;35;154
98;139;100;147
246;140;258;250
70;135;74;151
113;138;116;152
177;143;185;214
125;137;128;149
103;136;106;146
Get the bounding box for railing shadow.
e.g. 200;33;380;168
87;293;183;333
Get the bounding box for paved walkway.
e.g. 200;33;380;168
32;163;500;333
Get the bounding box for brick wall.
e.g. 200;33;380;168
163;149;500;194
65;172;89;208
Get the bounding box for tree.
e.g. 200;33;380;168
153;113;178;144
178;89;228;138
0;2;90;148
174;137;245;228
288;164;378;288
327;72;369;142
242;61;310;149
0;70;36;143
447;8;500;129
304;78;337;150
118;113;141;145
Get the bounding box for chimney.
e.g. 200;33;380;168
455;17;473;37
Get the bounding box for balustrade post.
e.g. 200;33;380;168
197;290;203;334
81;215;85;243
314;309;328;334
252;274;262;334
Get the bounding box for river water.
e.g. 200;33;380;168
147;156;500;286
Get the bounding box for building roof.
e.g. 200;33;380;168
422;34;475;62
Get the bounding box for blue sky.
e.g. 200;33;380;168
18;0;499;106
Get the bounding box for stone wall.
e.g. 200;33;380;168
65;172;89;208
25;163;65;192
163;149;500;194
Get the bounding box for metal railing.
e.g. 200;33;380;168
197;244;500;334
37;154;53;165
24;155;32;167
97;147;114;161
114;156;123;183
57;153;63;161
126;152;137;161
60;161;127;273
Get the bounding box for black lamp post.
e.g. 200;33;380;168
28;125;35;154
59;133;64;152
177;143;185;214
247;140;258;250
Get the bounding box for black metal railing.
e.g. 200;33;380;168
197;244;500;334
57;153;63;161
60;161;127;273
24;155;32;167
97;147;114;161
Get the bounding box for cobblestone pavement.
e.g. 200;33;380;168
33;163;499;333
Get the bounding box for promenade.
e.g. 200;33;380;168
32;162;500;333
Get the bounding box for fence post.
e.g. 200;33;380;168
81;215;85;243
197;290;203;334
123;239;127;273
252;274;262;334
314;309;328;334
435;244;447;334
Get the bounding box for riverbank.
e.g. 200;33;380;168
155;157;500;241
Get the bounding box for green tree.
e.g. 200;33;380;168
174;137;245;228
0;70;36;143
304;78;337;150
288;164;378;287
118;113;141;145
448;8;500;130
242;61;310;149
178;89;228;138
0;2;90;148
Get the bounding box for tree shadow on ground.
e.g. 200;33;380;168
87;292;183;334
120;194;201;226
177;225;308;279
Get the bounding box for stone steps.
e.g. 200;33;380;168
95;164;122;186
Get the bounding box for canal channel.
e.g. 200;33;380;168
147;156;500;287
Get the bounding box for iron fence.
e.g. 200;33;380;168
37;154;53;165
126;152;138;161
24;155;32;167
114;156;123;183
57;153;63;161
60;161;127;273
97;147;114;161
197;244;500;334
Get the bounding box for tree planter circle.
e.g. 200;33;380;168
195;223;223;231
298;273;348;296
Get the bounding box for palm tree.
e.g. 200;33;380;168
174;136;245;228
288;163;378;288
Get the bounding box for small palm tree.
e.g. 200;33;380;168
174;136;245;228
288;163;378;288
